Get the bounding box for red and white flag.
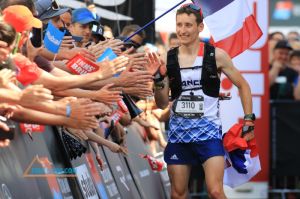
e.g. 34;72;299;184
195;0;262;58
140;154;164;172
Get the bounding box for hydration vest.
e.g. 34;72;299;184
166;43;220;100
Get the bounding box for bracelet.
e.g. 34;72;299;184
66;104;72;118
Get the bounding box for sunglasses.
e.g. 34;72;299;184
124;40;142;49
181;3;201;12
46;0;60;11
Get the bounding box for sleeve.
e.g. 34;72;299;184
34;55;54;73
13;53;42;86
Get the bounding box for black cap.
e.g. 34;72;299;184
274;40;293;50
92;24;105;41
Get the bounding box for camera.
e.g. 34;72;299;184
0;116;15;140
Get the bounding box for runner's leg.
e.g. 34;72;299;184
202;156;227;199
168;164;191;199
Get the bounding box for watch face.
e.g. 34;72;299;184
244;113;256;121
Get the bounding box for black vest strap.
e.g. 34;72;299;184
166;43;220;100
166;47;182;100
201;43;220;98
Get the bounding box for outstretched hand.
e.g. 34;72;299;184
145;52;167;76
97;56;129;79
92;84;122;105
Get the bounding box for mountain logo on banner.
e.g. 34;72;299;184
44;21;65;54
23;155;76;178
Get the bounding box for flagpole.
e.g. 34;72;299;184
124;0;187;42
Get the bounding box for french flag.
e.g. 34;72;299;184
193;0;262;58
222;123;261;188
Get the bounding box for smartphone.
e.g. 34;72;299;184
30;27;43;48
59;27;83;42
72;35;83;42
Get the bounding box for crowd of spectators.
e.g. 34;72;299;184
0;0;174;165
269;30;300;100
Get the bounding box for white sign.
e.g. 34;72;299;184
75;164;99;199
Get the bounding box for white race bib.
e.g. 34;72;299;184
173;95;204;118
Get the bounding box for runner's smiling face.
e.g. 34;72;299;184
176;13;203;45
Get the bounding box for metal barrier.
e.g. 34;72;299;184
269;101;300;199
0;123;168;199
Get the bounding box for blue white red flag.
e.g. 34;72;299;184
194;0;262;58
223;123;261;188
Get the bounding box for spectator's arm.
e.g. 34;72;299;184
34;69;110;91
39;47;95;61
0;88;23;104
12;106;97;130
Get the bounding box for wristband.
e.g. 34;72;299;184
153;72;165;83
66;104;72;118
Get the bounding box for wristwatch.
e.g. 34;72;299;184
244;113;256;121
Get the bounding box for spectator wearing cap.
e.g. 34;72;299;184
34;0;69;29
269;40;298;99
91;20;106;44
2;5;42;33
69;8;98;47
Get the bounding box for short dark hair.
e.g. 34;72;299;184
176;6;203;25
121;24;146;40
269;31;284;40
0;0;35;13
0;20;16;46
290;50;300;60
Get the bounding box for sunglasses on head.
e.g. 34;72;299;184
181;3;201;12
47;0;60;11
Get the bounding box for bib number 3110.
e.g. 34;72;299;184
173;95;204;118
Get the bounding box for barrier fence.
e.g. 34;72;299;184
269;101;300;199
0;124;168;199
